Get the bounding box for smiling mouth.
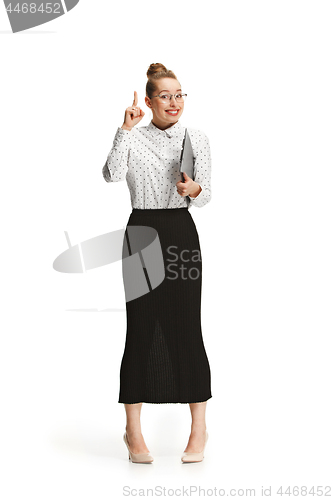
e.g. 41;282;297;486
165;109;180;114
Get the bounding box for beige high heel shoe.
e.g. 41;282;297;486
181;431;208;463
123;432;154;463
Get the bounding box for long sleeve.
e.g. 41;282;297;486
102;127;132;183
188;132;212;208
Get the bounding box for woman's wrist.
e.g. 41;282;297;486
121;124;132;131
189;183;202;198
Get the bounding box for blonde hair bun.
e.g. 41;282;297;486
146;63;179;99
147;63;168;78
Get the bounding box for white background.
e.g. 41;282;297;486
1;1;332;498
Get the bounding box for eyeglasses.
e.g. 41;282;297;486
150;93;187;103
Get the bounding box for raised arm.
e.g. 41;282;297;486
102;128;132;182
102;90;145;182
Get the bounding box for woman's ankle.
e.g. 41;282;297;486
125;425;142;436
190;424;207;434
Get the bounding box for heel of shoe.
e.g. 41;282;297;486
181;431;209;463
123;432;154;464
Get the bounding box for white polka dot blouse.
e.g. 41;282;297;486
102;119;212;209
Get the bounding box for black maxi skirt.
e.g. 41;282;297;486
118;207;212;404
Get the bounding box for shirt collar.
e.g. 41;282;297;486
147;120;183;139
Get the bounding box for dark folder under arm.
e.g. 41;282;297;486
179;128;195;182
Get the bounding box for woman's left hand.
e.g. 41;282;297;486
176;172;201;198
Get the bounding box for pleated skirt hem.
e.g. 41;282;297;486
118;394;212;405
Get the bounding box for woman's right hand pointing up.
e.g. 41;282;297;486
121;91;145;131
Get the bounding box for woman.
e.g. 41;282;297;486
102;63;212;463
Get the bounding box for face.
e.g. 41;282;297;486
145;78;184;130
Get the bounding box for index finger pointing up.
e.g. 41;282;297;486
132;90;138;107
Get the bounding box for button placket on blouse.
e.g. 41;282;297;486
166;133;174;160
160;132;168;160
